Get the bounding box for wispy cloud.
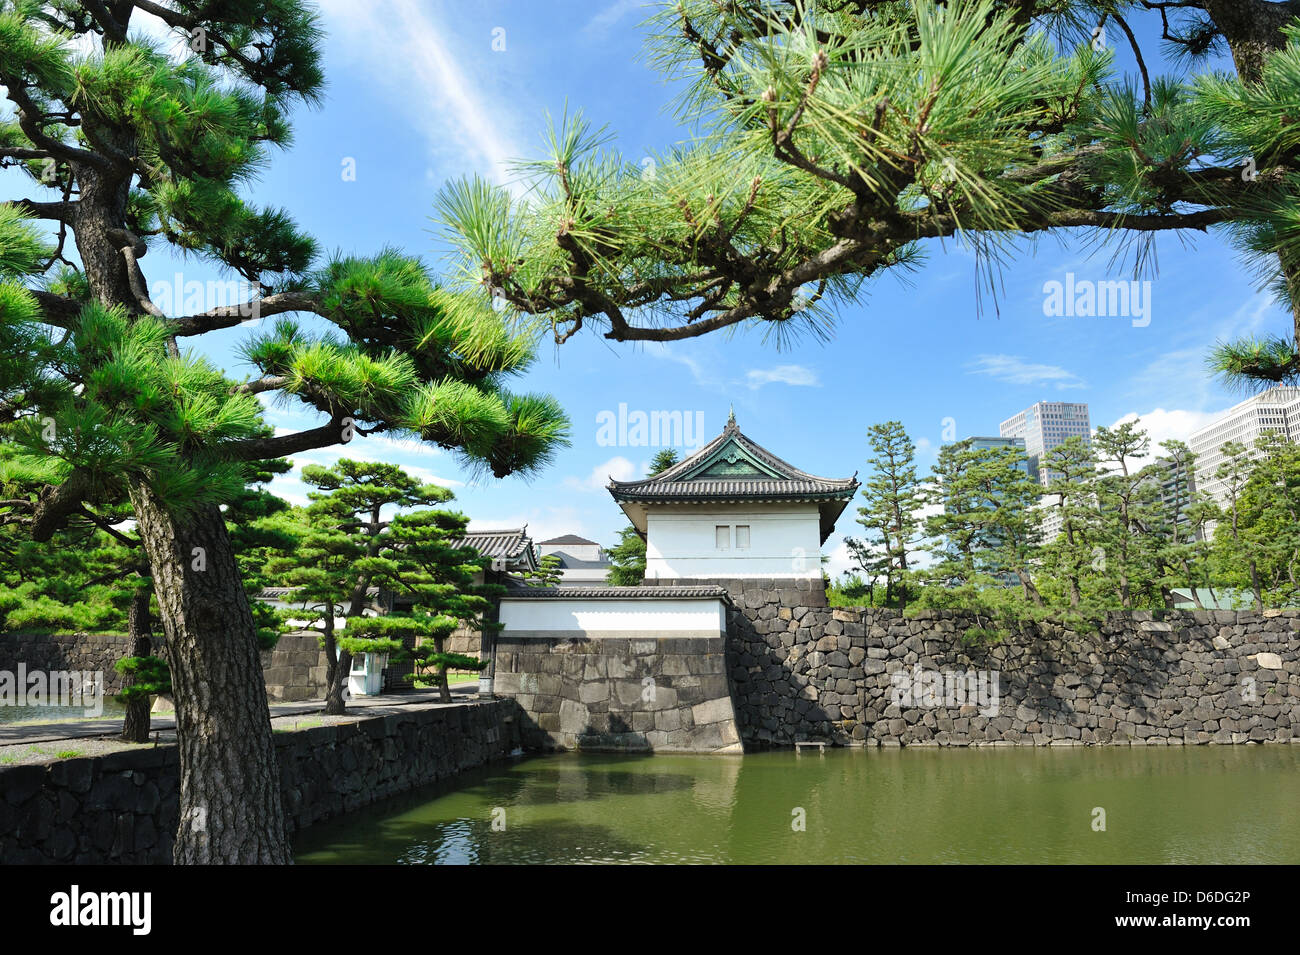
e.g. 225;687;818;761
745;365;821;389
583;0;647;37
314;0;520;187
966;353;1087;390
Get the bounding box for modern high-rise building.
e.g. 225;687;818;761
999;401;1092;484
1139;454;1201;541
966;435;1029;468
1187;386;1300;508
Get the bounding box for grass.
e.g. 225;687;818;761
414;672;479;689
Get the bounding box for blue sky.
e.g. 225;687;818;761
9;1;1290;576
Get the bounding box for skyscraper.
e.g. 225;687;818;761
1187;386;1300;508
999;401;1092;485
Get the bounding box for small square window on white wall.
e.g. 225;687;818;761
715;525;730;550
735;524;750;549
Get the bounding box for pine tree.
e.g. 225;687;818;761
439;1;1300;392
856;422;922;607
263;460;452;715
1211;441;1264;610
0;3;568;863
1039;436;1102;609
1093;421;1161;609
352;508;498;704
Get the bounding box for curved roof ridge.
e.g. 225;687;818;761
607;421;855;493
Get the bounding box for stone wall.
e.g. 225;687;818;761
261;632;327;702
0;632;163;695
663;578;1299;748
3;631;415;703
493;635;742;753
0;699;518;864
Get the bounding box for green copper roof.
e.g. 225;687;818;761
607;413;858;542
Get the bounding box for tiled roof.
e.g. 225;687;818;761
539;534;598;545
501;586;730;600
544;550;612;570
609;477;856;501
608;415;857;502
453;527;534;561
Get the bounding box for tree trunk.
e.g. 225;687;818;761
1016;568;1044;606
127;479;290;864
120;587;153;744
322;617;351;716
436;635;452;704
1249;560;1264;611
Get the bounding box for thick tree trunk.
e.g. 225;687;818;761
120;587;153;744
127;479;290;864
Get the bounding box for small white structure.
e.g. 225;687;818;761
537;534;612;585
348;651;387;697
607;411;858;581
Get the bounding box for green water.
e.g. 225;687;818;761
294;746;1300;864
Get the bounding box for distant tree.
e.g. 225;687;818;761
521;553;564;587
1211;441;1264;610
1038;437;1101;610
357;507;500;704
1233;432;1300;606
265;461;450;715
855;422;922;608
1093;421;1161;608
1150;440;1214;610
922;439;991;592
605;449;679;585
968;444;1045;604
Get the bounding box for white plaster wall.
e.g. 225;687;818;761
498;597;727;634
540;542;603;562
644;503;823;579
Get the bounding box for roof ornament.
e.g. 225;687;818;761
726;404;737;430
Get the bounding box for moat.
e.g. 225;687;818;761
294;745;1300;864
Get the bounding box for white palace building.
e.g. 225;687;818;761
491;412;857;684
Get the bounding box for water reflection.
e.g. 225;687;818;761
294;746;1300;865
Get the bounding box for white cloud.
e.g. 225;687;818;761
1107;407;1221;466
583;0;646;37
745;365;821;389
467;505;596;544
966;353;1087;390
563;455;638;492
314;0;521;188
823;538;854;579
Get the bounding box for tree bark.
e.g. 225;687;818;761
120;587;153;744
436;635;452;704
127;479;290;864
322;615;351;717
